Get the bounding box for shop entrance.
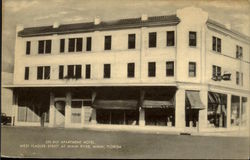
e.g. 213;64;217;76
185;91;205;127
145;108;175;126
54;101;65;127
96;109;138;125
207;92;227;128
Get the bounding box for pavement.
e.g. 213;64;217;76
1;126;249;159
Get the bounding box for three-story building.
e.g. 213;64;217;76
7;7;249;132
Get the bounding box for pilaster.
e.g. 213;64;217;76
199;90;208;131
49;92;55;127
65;92;72;127
227;93;231;128
175;88;185;129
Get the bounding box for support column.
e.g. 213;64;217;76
49;92;55;127
81;106;85;127
175;88;185;129
239;96;242;130
91;91;97;124
227;93;231;129
91;109;97;124
247;96;250;130
199;90;208;131
139;108;145;126
139;89;145;126
13;90;18;126
65;92;72;128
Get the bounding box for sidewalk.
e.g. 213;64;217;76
82;124;249;137
3;124;249;138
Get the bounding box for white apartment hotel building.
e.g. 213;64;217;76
5;7;249;133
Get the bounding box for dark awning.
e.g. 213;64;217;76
186;91;205;110
142;99;174;109
208;92;221;104
92;100;138;110
208;92;227;105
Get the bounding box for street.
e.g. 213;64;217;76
1;126;249;159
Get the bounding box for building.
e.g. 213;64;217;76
1;72;13;119
5;7;249;132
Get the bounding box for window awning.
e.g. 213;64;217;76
142;99;174;109
208;92;221;104
186;91;205;110
92;100;138;110
208;92;227;105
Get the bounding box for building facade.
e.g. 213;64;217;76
6;7;250;132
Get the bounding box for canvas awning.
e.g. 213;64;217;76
92;100;138;110
208;92;221;104
208;92;227;105
186;91;205;110
142;99;174;109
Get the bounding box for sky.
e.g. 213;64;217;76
2;0;250;73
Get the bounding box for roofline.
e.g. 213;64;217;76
18;15;180;37
206;18;250;43
2;83;178;88
19;22;179;37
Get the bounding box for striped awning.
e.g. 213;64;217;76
208;92;227;104
92;100;138;110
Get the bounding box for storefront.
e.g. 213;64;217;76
185;91;205;127
143;87;176;127
94;100;139;125
207;92;227;128
16;88;50;126
93;87;140;125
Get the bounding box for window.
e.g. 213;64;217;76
38;40;51;54
188;62;196;77
85;64;91;79
128;34;136;49
104;36;111;50
66;65;82;79
68;38;83;52
236;71;243;86
44;66;50;79
67;65;74;78
189;32;196;47
76;38;83;52
212;65;221;77
86;37;92;51
59;65;64;79
127;63;135;78
212;36;221;53
75;65;82;79
68;39;75;52
149;32;156;48
38;41;44;54
148;62;156;77
104;64;111;78
45;40;51;53
167;31;175;46
24;67;29;80
26;41;31;55
37;66;50;80
236;45;243;59
166;61;174;77
37;66;43;79
60;39;65;53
